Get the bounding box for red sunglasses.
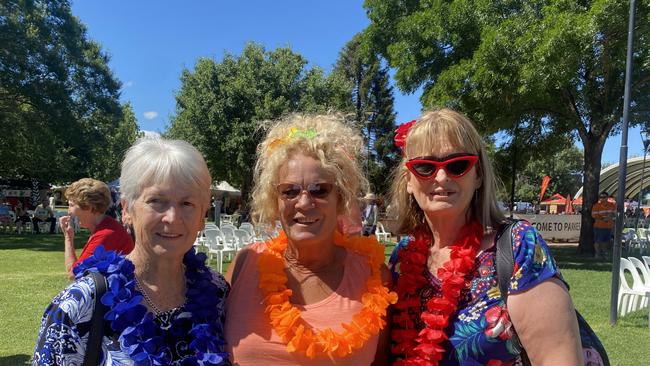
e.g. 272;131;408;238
406;154;479;179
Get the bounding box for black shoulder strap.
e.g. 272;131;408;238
495;221;518;302
495;220;531;365
83;271;108;366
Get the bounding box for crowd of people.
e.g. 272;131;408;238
28;109;608;365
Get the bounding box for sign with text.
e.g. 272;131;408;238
516;214;581;241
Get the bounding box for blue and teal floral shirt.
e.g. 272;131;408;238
390;221;564;365
32;262;229;365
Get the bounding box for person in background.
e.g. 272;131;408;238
213;197;222;227
60;178;134;279
591;191;616;258
32;199;56;234
13;201;31;233
0;197;12;227
361;192;378;236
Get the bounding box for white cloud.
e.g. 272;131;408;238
143;111;158;120
124;80;134;87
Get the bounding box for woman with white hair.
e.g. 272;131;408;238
34;138;230;365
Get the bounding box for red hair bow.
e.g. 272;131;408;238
394;119;417;153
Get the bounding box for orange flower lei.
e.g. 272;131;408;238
258;230;398;359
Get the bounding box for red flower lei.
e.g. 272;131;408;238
392;221;483;365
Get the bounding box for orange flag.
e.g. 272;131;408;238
539;176;551;202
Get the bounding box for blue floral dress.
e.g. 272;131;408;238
32;254;230;366
389;221;580;365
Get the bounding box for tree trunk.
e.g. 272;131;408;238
578;136;606;255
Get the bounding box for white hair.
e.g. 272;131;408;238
119;138;212;210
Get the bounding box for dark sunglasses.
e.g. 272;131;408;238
276;182;335;201
406;153;479;179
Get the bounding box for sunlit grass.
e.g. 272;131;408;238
0;235;648;365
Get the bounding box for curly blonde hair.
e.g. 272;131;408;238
390;109;505;235
65;178;112;214
251;113;368;224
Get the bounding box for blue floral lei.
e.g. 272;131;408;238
74;246;228;366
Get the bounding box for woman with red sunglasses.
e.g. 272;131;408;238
224;114;396;365
388;109;589;365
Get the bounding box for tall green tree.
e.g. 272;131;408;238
167;43;344;202
87;103;141;181
332;34;400;196
0;0;124;183
364;0;650;253
495;141;583;204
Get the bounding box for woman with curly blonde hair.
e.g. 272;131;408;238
225;114;396;365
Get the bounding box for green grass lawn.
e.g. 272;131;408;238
1;234;648;365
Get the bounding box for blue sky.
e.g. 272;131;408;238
70;0;641;165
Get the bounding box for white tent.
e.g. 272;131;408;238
212;181;241;196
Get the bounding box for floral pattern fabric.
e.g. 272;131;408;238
390;221;560;365
32;260;230;366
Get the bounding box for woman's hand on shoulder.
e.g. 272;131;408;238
507;277;583;366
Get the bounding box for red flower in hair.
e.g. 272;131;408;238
394;120;417;151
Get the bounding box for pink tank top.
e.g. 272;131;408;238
225;241;379;365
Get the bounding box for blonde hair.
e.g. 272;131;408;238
66;178;111;214
251;113;368;224
390;108;505;234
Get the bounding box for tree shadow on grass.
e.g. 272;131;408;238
0;233;89;252
550;246;616;272
0;354;30;366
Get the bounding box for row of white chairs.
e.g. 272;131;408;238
1;210;80;234
618;256;650;318
195;222;278;273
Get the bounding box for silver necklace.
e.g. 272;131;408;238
134;275;162;315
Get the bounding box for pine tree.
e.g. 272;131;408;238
332;34;399;196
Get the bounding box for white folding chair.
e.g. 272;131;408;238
375;222;390;243
643;256;650;274
221;223;236;231
629;257;650;296
204;228;236;273
234;229;252;248
239;222;255;236
619;258;650;316
219;226;238;253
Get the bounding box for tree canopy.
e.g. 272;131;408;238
167;43;347;201
364;0;650;253
0;0;136;183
